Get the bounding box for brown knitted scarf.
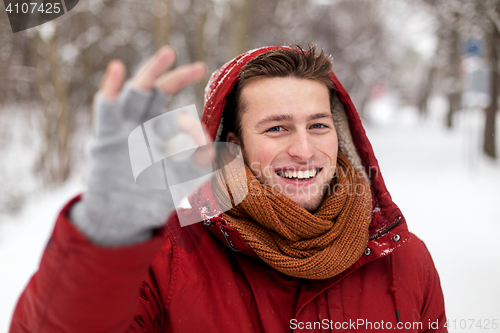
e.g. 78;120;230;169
211;149;372;280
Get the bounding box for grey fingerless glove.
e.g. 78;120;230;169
70;81;183;246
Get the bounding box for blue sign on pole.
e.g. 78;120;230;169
463;37;483;57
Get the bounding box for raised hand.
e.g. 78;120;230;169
70;46;211;246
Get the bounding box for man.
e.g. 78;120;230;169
10;45;447;332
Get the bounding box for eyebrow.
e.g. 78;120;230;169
255;112;333;128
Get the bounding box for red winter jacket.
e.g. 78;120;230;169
10;46;447;332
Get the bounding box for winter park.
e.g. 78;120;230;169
1;0;500;332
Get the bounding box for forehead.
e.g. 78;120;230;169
239;77;331;122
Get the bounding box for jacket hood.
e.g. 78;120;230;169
192;45;410;267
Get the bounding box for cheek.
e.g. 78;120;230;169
326;132;339;152
315;134;338;171
243;137;279;177
326;143;338;162
252;145;276;174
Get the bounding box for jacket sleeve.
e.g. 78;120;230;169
418;239;447;333
9;195;170;333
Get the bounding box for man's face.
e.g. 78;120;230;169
227;77;338;212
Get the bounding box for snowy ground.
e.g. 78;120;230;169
0;95;499;331
365;94;500;331
0;178;84;331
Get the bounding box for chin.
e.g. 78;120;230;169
293;196;323;213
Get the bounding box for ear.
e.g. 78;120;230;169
226;132;241;156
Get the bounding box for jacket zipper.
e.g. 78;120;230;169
368;215;401;240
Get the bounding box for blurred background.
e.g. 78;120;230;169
0;0;499;331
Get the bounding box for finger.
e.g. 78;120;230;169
177;112;215;166
100;60;126;100
133;46;176;90
177;112;210;146
155;62;207;96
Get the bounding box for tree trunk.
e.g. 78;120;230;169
446;22;461;129
154;0;170;49
418;65;436;119
483;25;499;159
231;0;251;58
32;26;73;184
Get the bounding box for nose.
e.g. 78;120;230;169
288;130;316;161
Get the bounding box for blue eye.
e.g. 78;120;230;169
311;123;326;129
268;126;283;132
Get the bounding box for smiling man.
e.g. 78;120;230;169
227;76;337;211
11;45;447;332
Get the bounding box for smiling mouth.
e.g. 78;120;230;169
275;168;322;180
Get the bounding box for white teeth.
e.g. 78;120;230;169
277;169;319;179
